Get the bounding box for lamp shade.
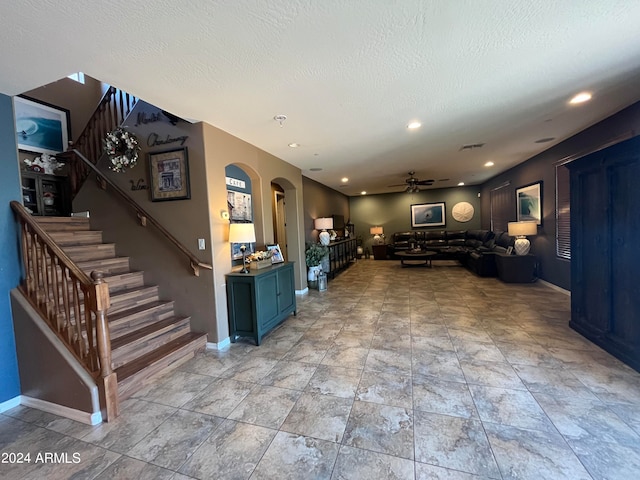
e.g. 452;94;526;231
508;221;537;237
370;226;383;235
314;217;333;230
229;223;256;244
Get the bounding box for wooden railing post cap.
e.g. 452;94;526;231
91;271;105;283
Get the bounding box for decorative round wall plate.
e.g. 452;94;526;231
452;201;474;222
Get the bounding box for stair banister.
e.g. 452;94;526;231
10;200;119;421
68;149;213;277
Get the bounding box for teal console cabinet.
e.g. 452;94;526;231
225;262;296;345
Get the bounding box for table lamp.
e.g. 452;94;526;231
315;217;333;246
508;221;537;255
229;223;256;273
370;226;384;245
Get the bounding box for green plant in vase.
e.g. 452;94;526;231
305;242;328;283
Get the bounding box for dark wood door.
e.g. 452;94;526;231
569;135;640;371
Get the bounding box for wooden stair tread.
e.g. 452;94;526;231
35;217;91;231
115;332;206;382
111;316;190;350
108;300;174;322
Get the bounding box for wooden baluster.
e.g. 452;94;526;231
91;271;119;421
51;256;63;332
61;271;72;339
71;278;83;358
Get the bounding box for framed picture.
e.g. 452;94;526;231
516;181;542;225
14;96;70;154
266;244;284;264
227;191;252;222
148;148;191;201
411;202;446;228
506;246;514;255
231;239;254;260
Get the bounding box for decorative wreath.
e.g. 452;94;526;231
103;127;141;173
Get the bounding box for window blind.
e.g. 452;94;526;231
556;163;571;259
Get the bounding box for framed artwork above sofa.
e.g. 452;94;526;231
411;202;446;228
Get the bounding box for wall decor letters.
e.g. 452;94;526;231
147;132;189;147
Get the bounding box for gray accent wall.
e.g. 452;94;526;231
349;186;482;250
480;100;640;291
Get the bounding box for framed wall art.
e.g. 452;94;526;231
148;147;191;201
227;191;252;222
411;202;446;228
266;244;284;264
14;96;70;154
516;181;542;225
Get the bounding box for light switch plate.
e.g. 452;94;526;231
198;238;206;250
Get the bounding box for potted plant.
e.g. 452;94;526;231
305;242;328;281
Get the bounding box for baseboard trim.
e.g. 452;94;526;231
0;395;21;413
296;287;309;295
538;279;570;296
20;396;102;425
207;337;231;350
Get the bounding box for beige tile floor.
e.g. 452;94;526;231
2;259;640;479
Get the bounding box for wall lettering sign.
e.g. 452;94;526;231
130;178;148;190
226;177;246;189
135;111;163;126
147;132;189;147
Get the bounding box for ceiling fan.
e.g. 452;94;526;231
387;171;434;193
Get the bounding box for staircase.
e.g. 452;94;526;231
35;216;207;400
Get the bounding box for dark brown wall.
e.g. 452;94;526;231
22;76;107;142
303;176;350;243
480;101;640;290
11;291;98;415
73;101;217;338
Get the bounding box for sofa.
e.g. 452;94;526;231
388;229;536;281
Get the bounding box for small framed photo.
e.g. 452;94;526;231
516;181;542;225
411;202;446;228
148;148;191;201
506;246;514;255
14;96;70;154
266;244;284;264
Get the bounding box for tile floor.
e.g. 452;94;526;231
2;259;640;479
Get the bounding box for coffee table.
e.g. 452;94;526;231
396;250;437;267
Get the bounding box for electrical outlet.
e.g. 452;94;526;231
198;238;206;250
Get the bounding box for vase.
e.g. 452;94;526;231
307;265;321;281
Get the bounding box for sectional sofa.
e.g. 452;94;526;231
388;229;536;281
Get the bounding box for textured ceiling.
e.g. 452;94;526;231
2;1;640;195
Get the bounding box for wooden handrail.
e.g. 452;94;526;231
10;200;119;421
66;149;213;277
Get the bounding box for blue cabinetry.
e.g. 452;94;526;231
226;262;296;345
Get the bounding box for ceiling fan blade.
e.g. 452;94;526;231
387;183;409;187
416;180;434;185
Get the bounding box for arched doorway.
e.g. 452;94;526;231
272;182;287;261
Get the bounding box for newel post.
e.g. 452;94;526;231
91;271;119;421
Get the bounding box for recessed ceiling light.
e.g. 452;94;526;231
310;167;322;171
360;191;367;195
341;177;349;183
484;161;494;167
407;121;421;130
569;92;592;104
458;182;465;186
288;143;300;148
